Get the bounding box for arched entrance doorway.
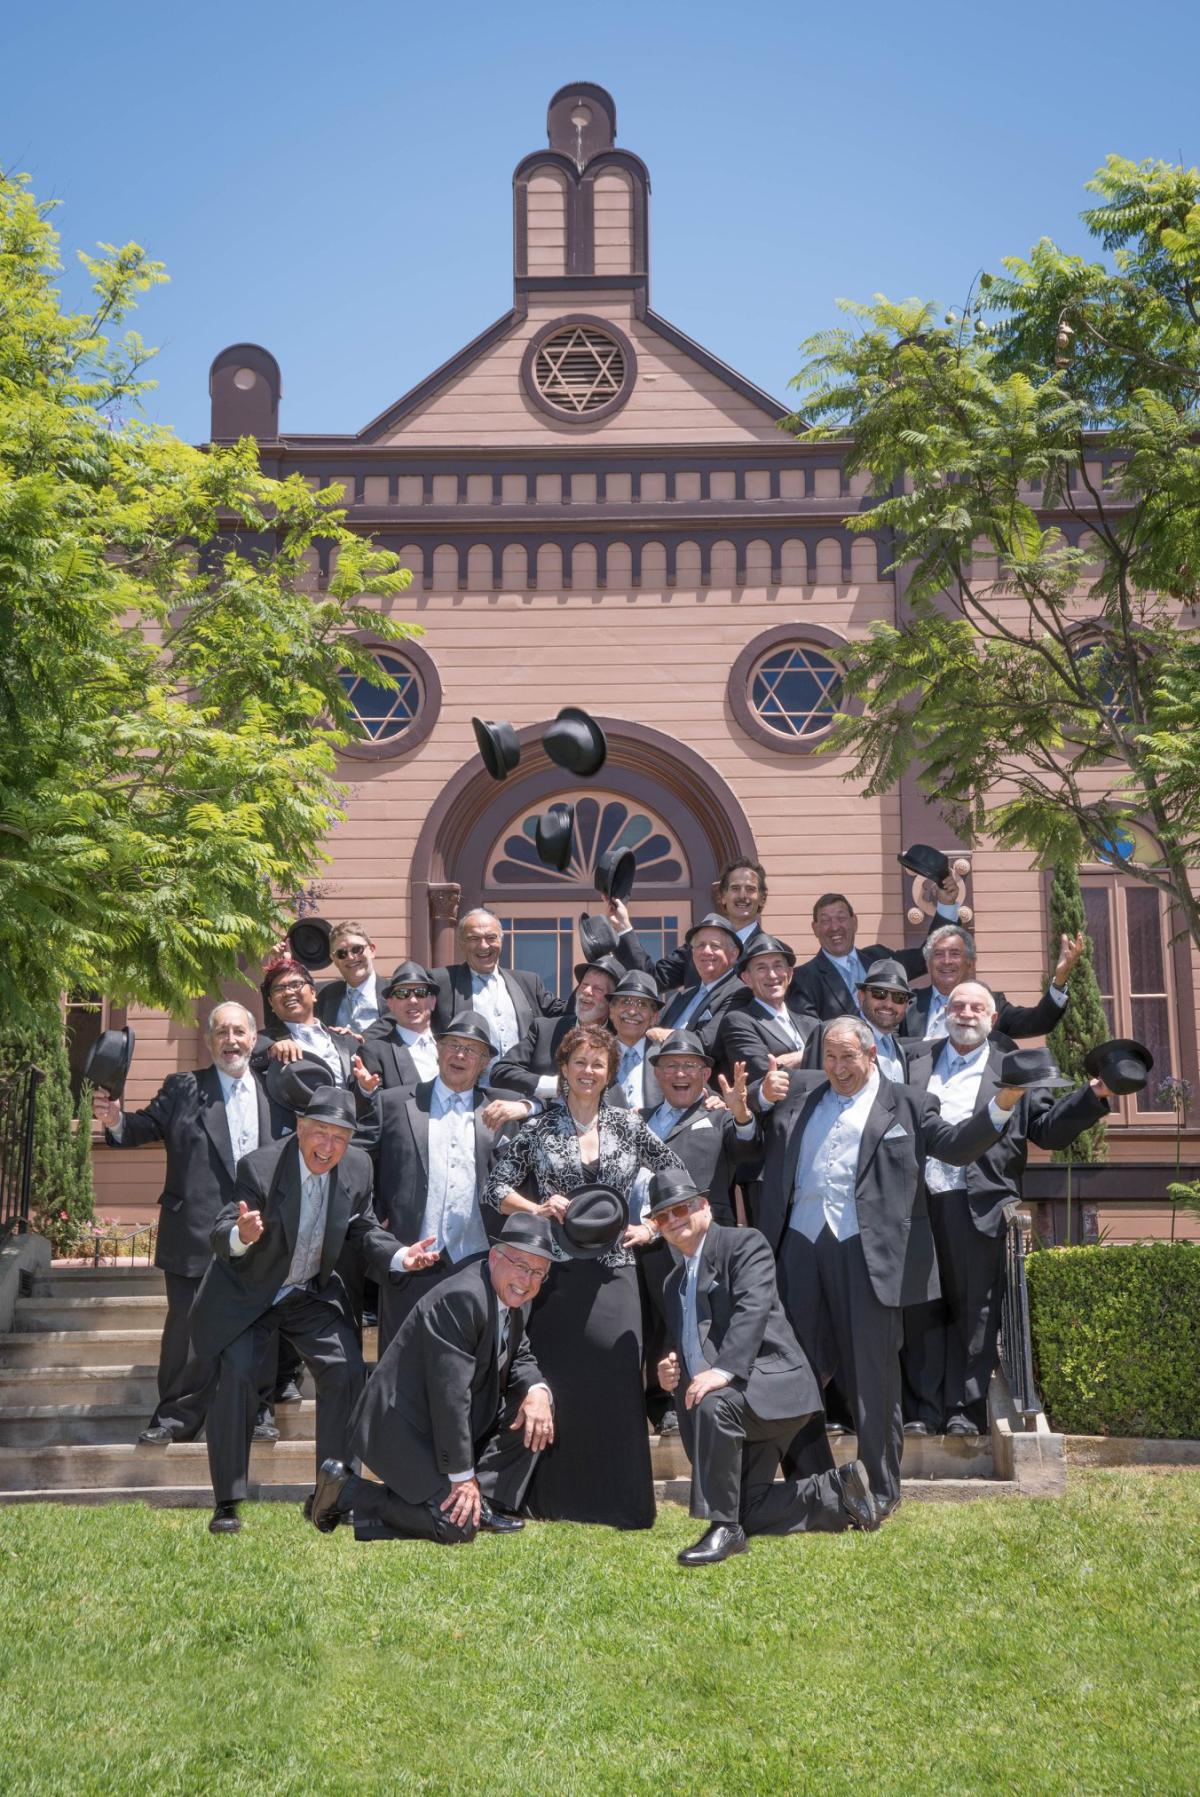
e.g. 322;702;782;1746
410;719;757;992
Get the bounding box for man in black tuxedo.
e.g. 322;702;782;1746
252;958;380;1150
647;915;745;1060
431;908;566;1052
190;1088;412;1535
715;934;817;1083
607;857;773;991
641;1031;759;1227
315;920;382;1033
92;1002;277;1445
755;1017;1021;1515
905;981;1111;1435
802;960;931;1085
649;1170;877;1565
789;883;963;1022
358;961;441;1093
309;1214;559;1543
898;925;1085;1043
489;954;622;1100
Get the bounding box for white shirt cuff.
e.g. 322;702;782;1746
935;902;961;921
389;1247;409;1274
534;1075;558;1099
710;1369;733;1386
1049;984;1068;1006
986;1098;1014;1132
229;1225;251;1257
528;1381;554;1407
734;1117;757;1139
448;1468;474;1483
106;1113;126;1142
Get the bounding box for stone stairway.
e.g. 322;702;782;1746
0;1259;1041;1509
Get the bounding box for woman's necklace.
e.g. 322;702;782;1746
567;1104;599;1139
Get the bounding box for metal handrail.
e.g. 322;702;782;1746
83;1221;159;1268
0;1065;42;1241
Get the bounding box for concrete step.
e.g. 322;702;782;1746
655;1475;1019;1507
13;1295;168;1333
0;1439;321;1492
0;1330;169;1367
0;1484;311;1508
31;1268;165;1298
0;1406;160;1450
0;1364;159;1407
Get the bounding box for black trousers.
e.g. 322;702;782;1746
346;1383;540;1543
682;1384;849;1533
900;1297;948;1430
152;1273;276;1438
779;1227;903;1509
206;1290;365;1504
929;1195;1006;1431
638;1240;676;1427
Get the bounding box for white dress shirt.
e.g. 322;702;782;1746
421;1078;488;1262
470;970;520;1054
789;1071;881;1243
672;981;719;1031
396;1024;439;1082
216;1067;260;1164
924;1041;989;1192
337;973;381;1032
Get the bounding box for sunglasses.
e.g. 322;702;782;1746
864;986;907;1002
655;1197;704;1223
390;986;437;999
333;944;370;960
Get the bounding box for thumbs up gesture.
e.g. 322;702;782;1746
236;1200;264;1246
761;1054;790;1106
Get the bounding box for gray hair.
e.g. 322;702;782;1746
457;907;503;942
923;924;976;968
206;1001;256;1038
823;1015;875;1054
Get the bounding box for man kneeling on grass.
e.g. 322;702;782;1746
650;1169;878;1566
309;1215;558;1542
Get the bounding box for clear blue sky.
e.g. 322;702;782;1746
6;0;1196;443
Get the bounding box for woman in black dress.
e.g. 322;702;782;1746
483;1024;684;1529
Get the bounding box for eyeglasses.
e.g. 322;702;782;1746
333;944;370;960
659;1059;707;1075
493;1247;549;1284
655;1198;704;1223
270;980;310;998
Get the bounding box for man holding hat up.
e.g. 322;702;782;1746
315;920;382;1034
358;961;442;1092
309;1214;558;1543
790;884;963;1023
607;857;773;992
649;1169;878;1564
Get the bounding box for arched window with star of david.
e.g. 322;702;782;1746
336;645;443;761
749;644;843;741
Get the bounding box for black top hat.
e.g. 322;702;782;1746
266;1053;336;1115
572;952;625;986
553;1184;628;1259
898;844;952;886
686;912;743;953
434;1009;496;1054
83;1027;136;1099
497;1213;557;1259
998;1048;1073;1090
300;1087;358;1131
738;932;796;969
535;803;575;872
595;846;636;903
287;917;332;971
382;960;437;998
472;717;521;782
612;970;661;1004
646;1167;707;1218
578;913;619;965
542;706;607;778
649;1029;713;1066
1083;1038;1154;1096
859;957;913;996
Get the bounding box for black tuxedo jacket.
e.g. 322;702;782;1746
656;969;745;1058
432;963;566;1038
663;1224;823;1424
348;1255;543;1504
789;938;934;1023
910;1042;1108;1235
105;1067;276;1279
800;1022;933;1082
249;1028;380;1153
375;1081;517;1241
715;992;819;1082
757;1075;1003;1308
898;984;1066;1043
358;1020;429;1093
640;1100;760;1227
190;1137;401;1358
619;919;768;994
490;1013;583;1098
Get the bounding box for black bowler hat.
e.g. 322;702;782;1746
497;1213;557;1259
287;917;332;971
738;932;796;969
595;846;636;903
83;1027;136;1099
301;1087;358;1131
578;913;619;965
266;1053;336;1115
472;717;521;782
535;803;575;872
646;1167;707;1218
572;952;625;986
612;970;661;1005
382;959;437;998
434;1009;496;1054
542;706;607;778
686;912;743;954
649;1029;713;1066
858;957;913;997
998;1048;1073;1090
1083;1038;1154;1095
553;1184;628;1259
899;844;952;885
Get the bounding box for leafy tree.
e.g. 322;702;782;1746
0;1021;93;1255
0;168;416;1030
788;155;1200;956
1045;860;1108;1165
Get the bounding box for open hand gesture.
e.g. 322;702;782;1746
352;1054;380;1095
717;1061;751;1123
1053;932;1086;987
401;1235;440;1272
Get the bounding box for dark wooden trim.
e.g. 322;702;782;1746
727;622;857;756
357;308;525;442
643;308;789;421
333;632;442;762
519;314;638;426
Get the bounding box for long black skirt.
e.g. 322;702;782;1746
523;1256;655;1531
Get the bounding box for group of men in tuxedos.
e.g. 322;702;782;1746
93;865;1107;1561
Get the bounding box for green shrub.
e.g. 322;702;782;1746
1026;1241;1200;1437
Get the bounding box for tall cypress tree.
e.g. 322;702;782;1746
1046;860;1109;1165
0;1014;95;1255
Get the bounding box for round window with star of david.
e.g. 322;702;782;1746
521;315;637;424
336;642;441;760
728;626;851;755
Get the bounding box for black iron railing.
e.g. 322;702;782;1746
85;1221;158;1267
0;1065;42;1242
999;1211;1039;1417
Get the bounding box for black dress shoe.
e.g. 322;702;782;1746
310;1459;351;1532
138;1424;176;1445
944;1416;980;1437
677;1524;748;1566
657;1405;680;1437
273;1380;303;1406
209;1502;241;1534
903;1421;930;1437
478;1499;524;1534
877;1495;903;1522
834;1458;880;1532
825;1421;849;1437
252;1417;279;1442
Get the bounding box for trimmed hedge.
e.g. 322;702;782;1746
1026;1241;1200;1438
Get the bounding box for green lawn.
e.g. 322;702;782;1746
1;1472;1197;1797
